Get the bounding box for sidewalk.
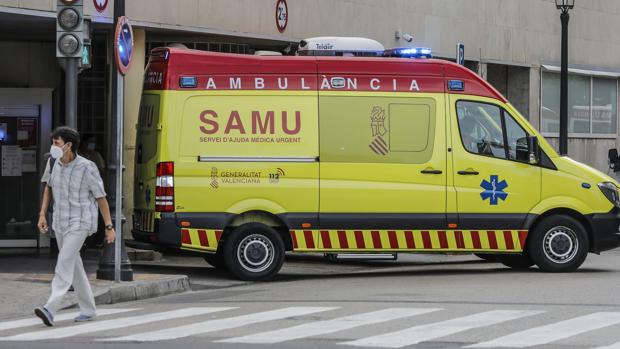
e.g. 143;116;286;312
0;249;190;320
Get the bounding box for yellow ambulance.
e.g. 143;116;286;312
132;47;620;280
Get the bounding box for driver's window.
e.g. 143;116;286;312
456;101;507;159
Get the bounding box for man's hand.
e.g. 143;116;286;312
105;228;116;244
37;215;48;233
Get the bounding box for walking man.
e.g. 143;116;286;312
36;126;116;326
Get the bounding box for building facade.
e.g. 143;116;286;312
0;0;619;244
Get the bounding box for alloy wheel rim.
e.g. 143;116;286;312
237;234;275;273
542;226;578;264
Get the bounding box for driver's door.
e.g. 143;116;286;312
450;98;541;231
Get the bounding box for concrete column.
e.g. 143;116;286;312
529;66;541;131
122;28;145;239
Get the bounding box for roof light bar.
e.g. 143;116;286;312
384;47;433;59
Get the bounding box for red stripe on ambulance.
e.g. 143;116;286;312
197;229;209;247
487;230;498;249
304;230;315;249
438;230;448;249
388;230;399;249
290;230;299;249
354;230;365;248
471;231;482;249
504;230;515;250
338;230;348;249
421;231;432;249
518;230;528;249
371;231;382;248
181;229;191;245
405;230;415;248
320;230;332;248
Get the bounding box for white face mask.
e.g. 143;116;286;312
50;145;64;159
87;142;96;151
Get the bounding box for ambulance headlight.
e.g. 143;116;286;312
598;182;620;207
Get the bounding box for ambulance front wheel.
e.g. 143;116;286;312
223;223;285;281
528;215;589;272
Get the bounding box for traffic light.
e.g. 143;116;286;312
56;0;84;58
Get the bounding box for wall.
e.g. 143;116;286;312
0;41;60;88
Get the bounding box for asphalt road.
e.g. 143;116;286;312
2;250;620;349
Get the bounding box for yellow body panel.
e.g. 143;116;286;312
134;87;619;254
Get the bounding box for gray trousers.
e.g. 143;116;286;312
44;229;96;317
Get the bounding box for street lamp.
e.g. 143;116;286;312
556;0;574;155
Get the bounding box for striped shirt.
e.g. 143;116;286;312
48;155;106;234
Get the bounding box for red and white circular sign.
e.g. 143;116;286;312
94;0;108;13
275;0;288;33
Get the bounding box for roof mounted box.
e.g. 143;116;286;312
297;36;385;57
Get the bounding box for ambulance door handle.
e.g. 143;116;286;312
457;170;479;175
421;169;443;174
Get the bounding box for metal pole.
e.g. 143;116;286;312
96;0;133;282
65;57;79;128
114;71;123;282
559;11;569;155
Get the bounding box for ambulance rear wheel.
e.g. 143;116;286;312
528;215;589;272
223;223;285;281
498;253;534;269
203;253;226;269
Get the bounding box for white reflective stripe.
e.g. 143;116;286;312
0;307;233;341
345;310;543;348
218;308;440;344
468;312;620;348
101;306;336;342
0;308;138;332
198;156;318;162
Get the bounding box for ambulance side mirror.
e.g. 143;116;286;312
516;136;539;165
527;136;539;165
609;148;620;172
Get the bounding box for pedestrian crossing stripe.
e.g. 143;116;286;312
101;306;337;342
468;312;620;348
0;308;138;332
179;228;528;253
291;229;528;252
218;308;441;344
0;307;233;341
342;310;544;348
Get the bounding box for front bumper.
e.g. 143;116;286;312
586;207;620;253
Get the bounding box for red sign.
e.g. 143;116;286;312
17;118;38;147
93;0;108;13
114;16;134;75
275;0;288;33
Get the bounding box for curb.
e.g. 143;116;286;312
63;275;191;310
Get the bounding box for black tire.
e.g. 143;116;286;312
528;215;589;272
474;253;498;262
223;223;285;281
498;253;534;269
203;253;226;269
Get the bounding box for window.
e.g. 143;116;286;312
456;101;528;162
319;97;436;164
541;71;618;135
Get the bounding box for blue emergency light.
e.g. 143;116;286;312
179;76;198;88
448;80;465;91
384;47;433;59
